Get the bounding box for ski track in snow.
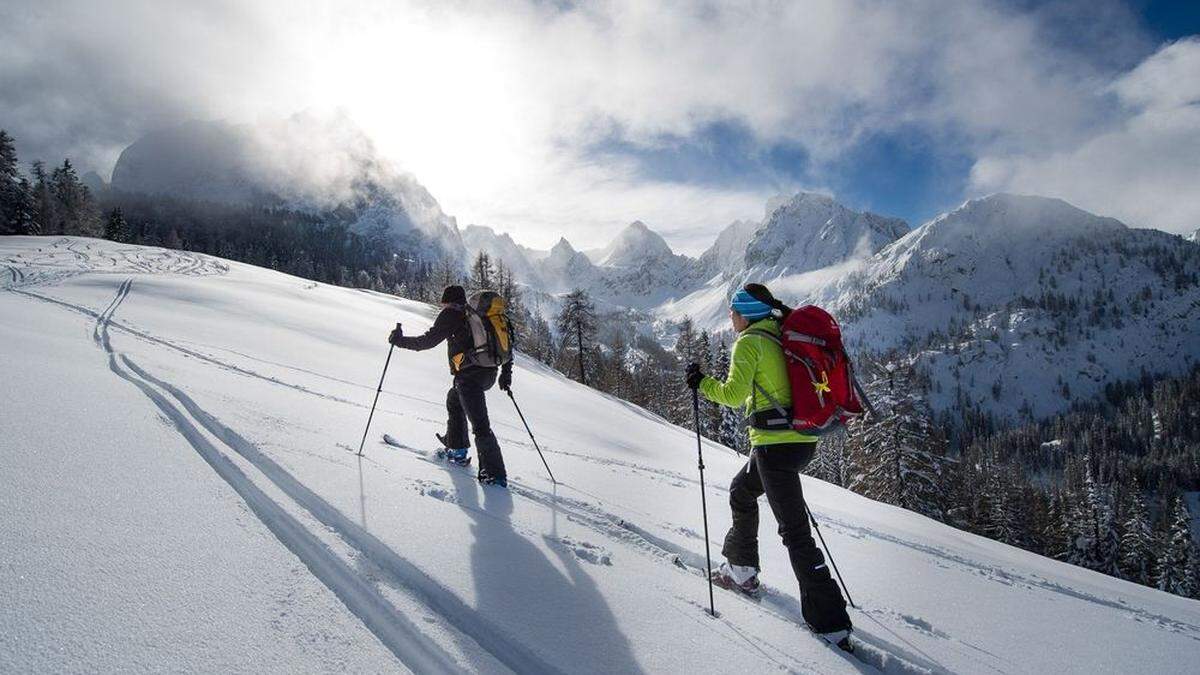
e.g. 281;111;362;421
74;279;571;675
818;516;1200;640
83;280;468;673
377;436;947;675
1;238;226;290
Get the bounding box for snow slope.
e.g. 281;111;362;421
3;236;1199;673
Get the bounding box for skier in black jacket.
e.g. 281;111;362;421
389;284;511;486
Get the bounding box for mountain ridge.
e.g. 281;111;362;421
111;116;465;263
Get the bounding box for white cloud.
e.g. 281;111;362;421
970;38;1200;234
1;0;1175;248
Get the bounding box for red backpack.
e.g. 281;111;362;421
746;305;875;435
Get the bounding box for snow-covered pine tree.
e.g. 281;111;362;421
49;159;100;236
1044;490;1074;562
0;129;34;235
1119;487;1154;585
711;339;744;451
1186;542;1200;600
29;161;55;236
843;359;946;519
1156;496;1195;595
982;458;1020;545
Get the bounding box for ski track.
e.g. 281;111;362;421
70;280;568;675
83;279;472;672
8;285;433;418
818;515;1200;640
378;436;949;675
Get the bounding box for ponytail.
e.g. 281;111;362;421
743;283;791;318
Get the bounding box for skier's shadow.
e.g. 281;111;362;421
446;468;643;674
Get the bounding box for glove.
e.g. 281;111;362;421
498;369;512;392
388;324;404;346
685;362;705;390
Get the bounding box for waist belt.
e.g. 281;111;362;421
746;381;793;431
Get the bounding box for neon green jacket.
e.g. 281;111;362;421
699;318;816;447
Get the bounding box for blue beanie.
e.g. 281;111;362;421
731;288;772;320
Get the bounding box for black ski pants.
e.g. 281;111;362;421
444;366;507;480
721;442;851;634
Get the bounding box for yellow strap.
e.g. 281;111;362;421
813;371;831;394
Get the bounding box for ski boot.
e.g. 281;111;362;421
710;562;762;600
817;629;854;654
435;434;471;467
477;470;508;488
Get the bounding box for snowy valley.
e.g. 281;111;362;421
3;236;1200;673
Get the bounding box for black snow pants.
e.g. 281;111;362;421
721;442;851;634
444;366;506;480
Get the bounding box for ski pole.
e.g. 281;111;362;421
804;502;856;609
356;326;399;456
507;390;556;484
693;389;716;618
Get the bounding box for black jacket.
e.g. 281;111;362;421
396;305;513;377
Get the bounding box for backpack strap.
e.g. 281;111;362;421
783;330;827;347
741;329;792;430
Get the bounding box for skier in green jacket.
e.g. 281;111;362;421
686;283;853;649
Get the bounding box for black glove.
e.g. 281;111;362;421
388;323;403;346
685;362;705;390
498;369;512;392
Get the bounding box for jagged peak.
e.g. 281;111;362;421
550;236;577;254
597;220;673;266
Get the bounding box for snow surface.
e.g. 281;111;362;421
3;236;1199;673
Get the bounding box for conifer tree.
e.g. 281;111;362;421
103;207;130;243
1119;488;1154;585
0;130;33;235
468;251;494;292
555;289;597;385
844;360;946;518
712;338;744;451
29;161;54;235
1156;496;1195;595
50;159;100;236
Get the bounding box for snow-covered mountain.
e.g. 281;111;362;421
742;192;909;277
461;225;545;286
1188;228;1199;243
655;193;909;329
810;194;1200;421
4;235;1199;673
111;115;465;262
697;219;760;277
591;221;672;266
465;192;1199;422
463;193;904;317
